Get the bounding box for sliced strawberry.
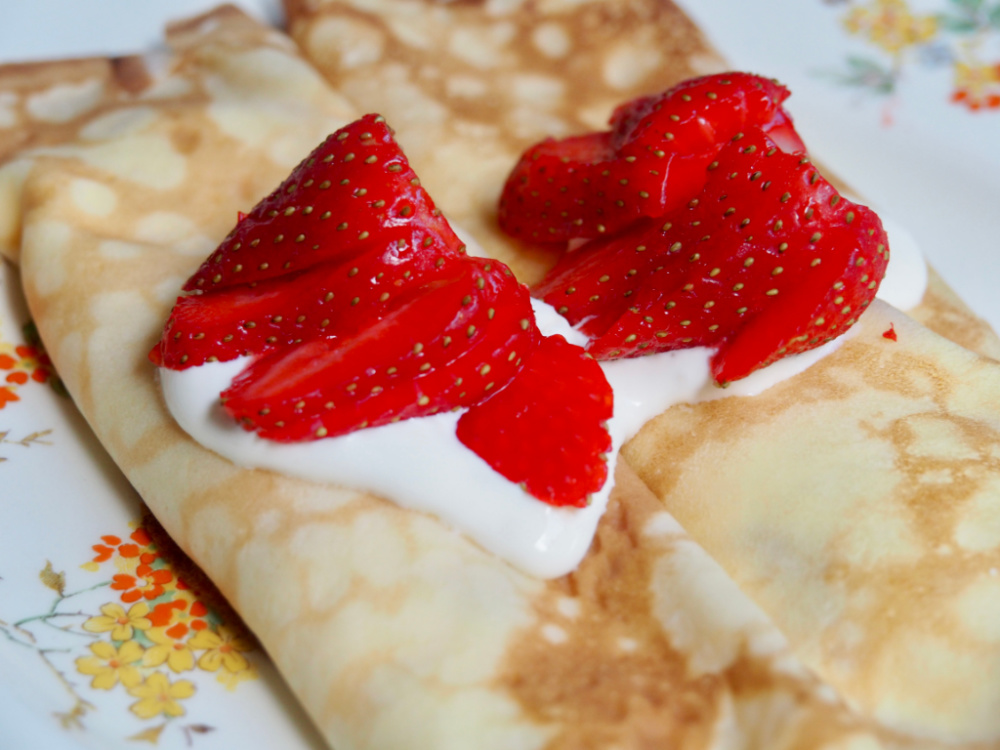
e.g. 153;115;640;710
535;127;889;383
456;335;613;508
183;114;463;293
153;239;463;369
531;216;669;339
220;258;538;442
498;73;805;243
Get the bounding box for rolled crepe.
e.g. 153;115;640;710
284;0;1000;743
0;9;996;750
2;7;946;750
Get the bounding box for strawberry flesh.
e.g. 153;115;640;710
498;73;805;243
456;335;613;508
535;127;889;383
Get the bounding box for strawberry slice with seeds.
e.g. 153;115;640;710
531;216;668;339
456;334;613;507
535;127;889;383
220;258;538;442
183;113;463;293
498;72;805;243
153;239;463;369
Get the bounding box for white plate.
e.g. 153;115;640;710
1;1;998;748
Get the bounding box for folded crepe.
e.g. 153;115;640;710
2;4;999;750
285;0;1000;742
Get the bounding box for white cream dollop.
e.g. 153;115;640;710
874;214;927;311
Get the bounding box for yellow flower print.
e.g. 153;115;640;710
83;602;152;641
75;640;143;690
844;0;937;56
141;627;196;673
189;625;253;673
127;673;195;719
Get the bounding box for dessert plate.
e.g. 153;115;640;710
1;1;998;748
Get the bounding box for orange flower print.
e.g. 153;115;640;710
142;627;197;673
127;673;195;719
12;344;53;383
189;625;253;673
83;602;153;641
0;332;58;410
147;594;209;633
90;529;160;568
75;641;144;690
110;563;173;604
0;386;18;408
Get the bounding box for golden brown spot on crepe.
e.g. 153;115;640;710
110;55;153;95
170;121;202;155
500;471;721;749
498;466;921;749
911;267;1000;360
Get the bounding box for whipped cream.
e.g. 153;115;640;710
160;219;926;579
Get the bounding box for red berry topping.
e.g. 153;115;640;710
220;257;537;442
183;115;459;293
534;127;889;383
498;72;806;243
457;335;613;507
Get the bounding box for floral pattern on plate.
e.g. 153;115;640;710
0;260;323;749
1;515;261;745
825;0;1000;110
0;319;61;461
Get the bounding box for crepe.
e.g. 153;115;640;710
3;4;1000;750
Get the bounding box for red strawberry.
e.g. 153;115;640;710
535;127;889;383
153;241;462;369
220;258;538;441
456;335;613;507
531;216;665;339
183;113;463;293
498;72;806;243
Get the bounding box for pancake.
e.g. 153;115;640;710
3;4;1000;749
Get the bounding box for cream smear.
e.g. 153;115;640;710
161;221;926;579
